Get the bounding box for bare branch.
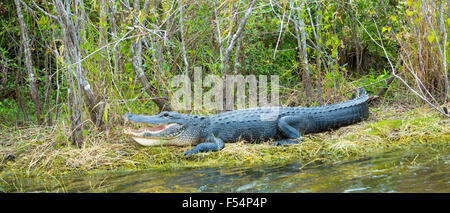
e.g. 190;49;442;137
15;0;45;125
179;1;189;74
355;15;449;117
29;0;58;21
222;0;258;68
213;1;224;61
291;0;313;100
273;7;289;59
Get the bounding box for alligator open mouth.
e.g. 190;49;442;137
124;123;179;135
125;124;168;135
124;123;184;146
122;112;188;146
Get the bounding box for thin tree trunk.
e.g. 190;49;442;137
233;34;243;75
149;0;164;76
307;5;322;104
292;1;313;101
15;0;44;125
43;66;53;126
233;5;243;75
54;0;106;146
221;0;257;72
64;50;83;147
438;0;448;102
0;58;7;89
212;1;223;62
220;0;257;111
131;38;171;111
130;0;171;111
179;1;189;75
299;15;313;100
349;10;360;73
15;68;30;126
316;5;322;105
99;0;108;71
54;0;83;147
109;0;125;80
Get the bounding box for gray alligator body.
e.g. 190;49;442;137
124;89;369;155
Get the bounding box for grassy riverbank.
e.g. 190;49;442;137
0;104;448;177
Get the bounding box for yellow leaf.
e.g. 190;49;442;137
243;157;251;161
414;17;421;24
406;10;414;17
129;76;133;82
406;0;412;7
413;1;420;9
138;11;144;25
427;33;434;43
390;16;397;22
103;104;109;124
222;28;229;37
135;33;141;43
218;0;228;8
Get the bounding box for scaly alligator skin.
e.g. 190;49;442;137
123;89;369;156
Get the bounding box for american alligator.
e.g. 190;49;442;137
123;89;369;156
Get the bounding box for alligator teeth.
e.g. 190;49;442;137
140;125;167;132
124;123;180;137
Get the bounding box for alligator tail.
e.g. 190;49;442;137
345;87;369;120
307;88;369;133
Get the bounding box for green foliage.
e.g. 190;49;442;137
0;0;448;127
355;69;390;94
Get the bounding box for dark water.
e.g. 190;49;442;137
1;148;449;192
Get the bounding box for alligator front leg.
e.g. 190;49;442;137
184;136;225;156
273;115;308;146
273;139;301;146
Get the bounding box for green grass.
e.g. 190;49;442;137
0;105;448;177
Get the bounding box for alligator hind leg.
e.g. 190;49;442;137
184;136;225;156
273;115;308;146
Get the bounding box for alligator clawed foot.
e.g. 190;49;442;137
272;139;301;146
183;149;199;156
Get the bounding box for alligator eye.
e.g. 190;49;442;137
163;112;169;117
